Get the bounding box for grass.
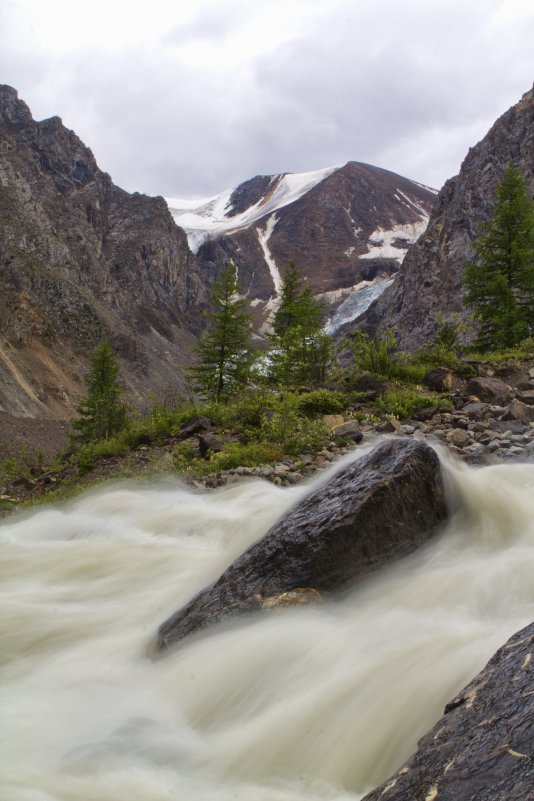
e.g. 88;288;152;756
375;385;453;418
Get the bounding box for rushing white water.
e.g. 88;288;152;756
1;446;534;801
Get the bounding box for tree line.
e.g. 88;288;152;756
189;259;333;402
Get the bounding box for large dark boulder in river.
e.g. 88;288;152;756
362;621;534;801
157;439;447;649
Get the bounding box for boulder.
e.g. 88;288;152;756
333;421;363;442
361;621;534;801
351;374;387;398
378;417;402;433
465;377;512;405
323;414;345;430
424;367;453;392
489;419;528;435
157;439;447;649
177;415;211;441
461;401;489;420
518;390;534;406
447;428;470;447
503;399;534;425
198;432;225;458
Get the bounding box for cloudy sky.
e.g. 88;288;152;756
1;0;533;198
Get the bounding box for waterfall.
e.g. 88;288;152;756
1;446;533;801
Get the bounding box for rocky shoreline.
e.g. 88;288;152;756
190;369;534;490
1;361;533;508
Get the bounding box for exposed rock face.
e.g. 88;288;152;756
0;85;206;418
157;439;447;648
169;163;436;327
361;85;534;350
362;621;534;801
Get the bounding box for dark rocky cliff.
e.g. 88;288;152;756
360;85;534;350
0;85;206;418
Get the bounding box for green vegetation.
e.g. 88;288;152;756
346;328;427;383
376;386;452;418
173;441;285;476
189;259;253;401
4;233;534;511
268;261;333;387
464;163;534;350
72;340;128;443
295;389;347;416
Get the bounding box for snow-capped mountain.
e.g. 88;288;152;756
167;166;339;253
167;162;436;329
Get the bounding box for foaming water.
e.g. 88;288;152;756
1;446;534;801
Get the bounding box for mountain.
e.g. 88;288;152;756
359;84;534;350
0;85;206;419
167;162;436;329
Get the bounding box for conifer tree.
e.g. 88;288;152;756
270;261;332;387
190;259;252;400
72;340;128;442
464;163;534;350
273;260;323;337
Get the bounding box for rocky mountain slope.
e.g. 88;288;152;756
360;84;534;350
0;85;207;419
168;162;436;329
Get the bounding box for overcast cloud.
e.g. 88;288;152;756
1;0;533;197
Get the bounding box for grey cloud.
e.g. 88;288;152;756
2;0;533;199
162;0;253;46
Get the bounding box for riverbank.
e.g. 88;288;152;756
1;355;533;514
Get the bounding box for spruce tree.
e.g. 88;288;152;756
190;259;252;401
273;260;323;337
270;261;332;387
464;163;534;350
72;340;128;442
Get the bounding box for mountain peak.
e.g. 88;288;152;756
0;84;33;125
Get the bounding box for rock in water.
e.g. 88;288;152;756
362;621;534;801
157;439;447;649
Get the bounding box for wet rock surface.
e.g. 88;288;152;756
362;621;534;801
157;439;447;648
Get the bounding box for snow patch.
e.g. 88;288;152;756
344;246;355;257
324;279;394;334
166;165;340;253
360;218;428;262
256;214;281;296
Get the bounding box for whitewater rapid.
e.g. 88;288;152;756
1;445;534;801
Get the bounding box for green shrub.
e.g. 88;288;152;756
296;389;347;417
259;394;330;454
376;387;445;419
212;442;284;471
173;439;284;476
467;337;534;364
73;436;131;476
347;329;425;383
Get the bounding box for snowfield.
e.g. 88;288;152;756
166;165;340;253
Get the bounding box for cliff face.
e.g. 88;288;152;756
0;85;206;418
361;85;534;350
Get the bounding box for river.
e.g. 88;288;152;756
1;444;533;801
